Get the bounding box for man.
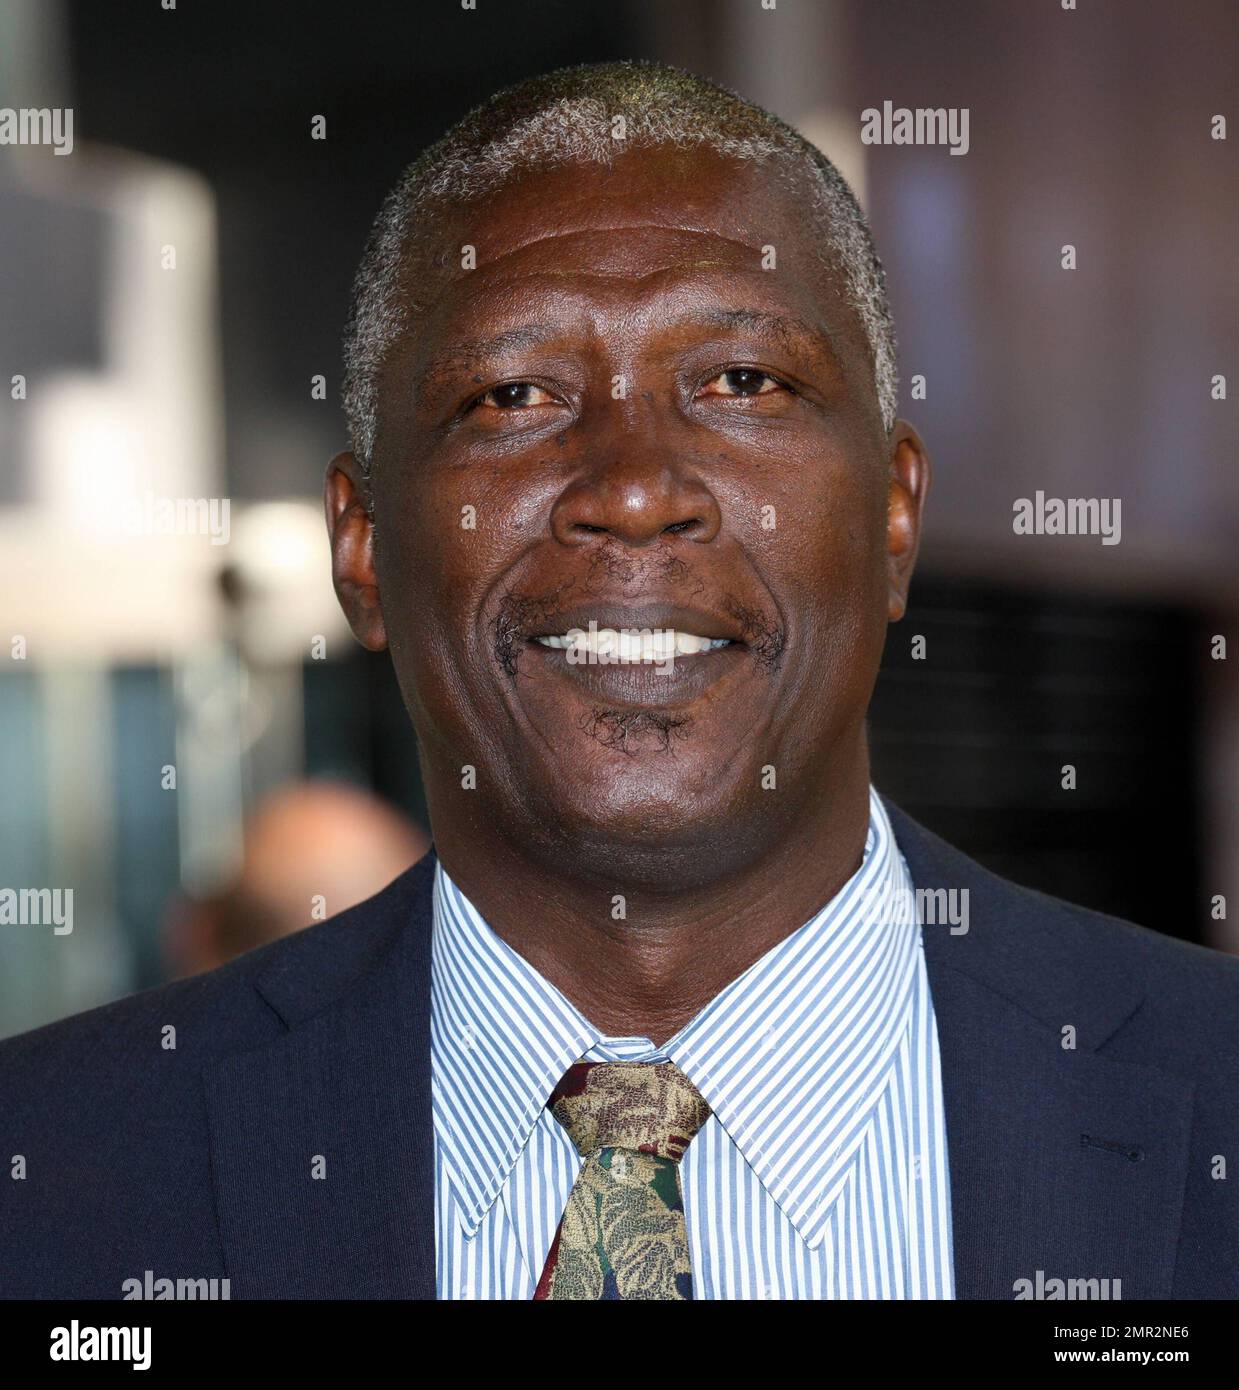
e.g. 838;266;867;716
1;60;1235;1301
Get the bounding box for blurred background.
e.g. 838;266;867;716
1;0;1236;1038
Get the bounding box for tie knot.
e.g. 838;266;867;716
547;1060;711;1163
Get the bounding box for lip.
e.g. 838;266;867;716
524;635;749;708
524;602;748;644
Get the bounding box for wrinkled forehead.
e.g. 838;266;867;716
397;143;861;363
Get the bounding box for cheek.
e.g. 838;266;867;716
372;470;484;629
370;474;535;714
735;447;887;619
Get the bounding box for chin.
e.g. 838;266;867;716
525;767;767;889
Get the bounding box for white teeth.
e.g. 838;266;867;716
534;628;732;661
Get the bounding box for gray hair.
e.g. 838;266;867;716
342;59;898;478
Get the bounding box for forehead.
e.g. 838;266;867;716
403;144;858;355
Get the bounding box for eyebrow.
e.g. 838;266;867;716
414;324;561;394
680;307;842;361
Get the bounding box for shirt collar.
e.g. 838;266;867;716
430;785;921;1245
662;789;921;1245
430;868;599;1233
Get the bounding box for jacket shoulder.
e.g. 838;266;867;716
0;852;434;1121
884;796;1239;1068
0;854;435;1297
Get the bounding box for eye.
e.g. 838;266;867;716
470;381;557;410
695;368;789;400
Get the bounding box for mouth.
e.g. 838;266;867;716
520;602;752;709
532;628;733;659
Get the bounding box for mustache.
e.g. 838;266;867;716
490;578;786;679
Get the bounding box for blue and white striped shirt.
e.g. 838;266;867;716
430;785;955;1299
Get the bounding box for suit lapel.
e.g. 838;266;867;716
203;852;440;1298
886;801;1194;1299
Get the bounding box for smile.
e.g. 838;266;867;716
524;631;748;709
533;627;733;662
509;600;765;711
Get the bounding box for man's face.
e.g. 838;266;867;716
328;145;927;882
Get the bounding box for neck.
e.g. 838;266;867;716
429;754;873;1047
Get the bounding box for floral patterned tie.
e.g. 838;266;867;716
534;1060;712;1300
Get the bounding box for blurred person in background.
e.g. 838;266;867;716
164;780;431;977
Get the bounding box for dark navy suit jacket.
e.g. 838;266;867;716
2;801;1236;1299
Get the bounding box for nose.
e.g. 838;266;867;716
549;424;723;549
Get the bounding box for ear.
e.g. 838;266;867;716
324;450;388;651
885;422;932;622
